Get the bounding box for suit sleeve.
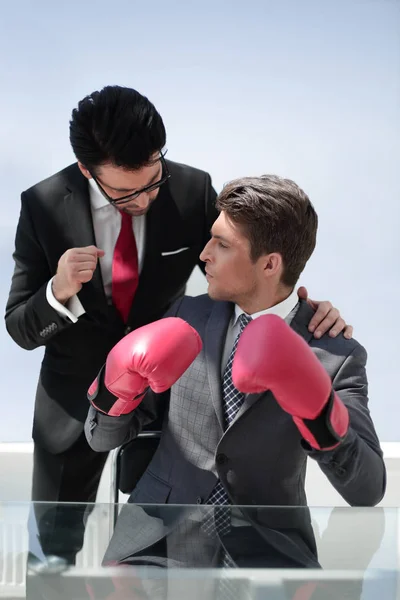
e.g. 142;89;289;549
4;191;75;350
305;344;386;506
84;390;166;453
84;297;184;452
46;277;86;322
197;173;218;274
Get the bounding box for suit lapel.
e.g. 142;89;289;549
289;299;315;344
62;166;107;313
233;299;314;422
205;301;234;431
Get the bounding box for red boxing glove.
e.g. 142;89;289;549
88;317;202;417
232;314;349;450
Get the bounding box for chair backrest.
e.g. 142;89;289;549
117;431;161;495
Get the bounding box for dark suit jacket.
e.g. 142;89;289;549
86;296;386;508
5;161;218;453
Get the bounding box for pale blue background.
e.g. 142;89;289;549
0;0;399;440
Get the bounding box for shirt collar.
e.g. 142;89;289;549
88;177;111;211
233;288;299;326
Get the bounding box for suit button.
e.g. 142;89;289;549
196;496;203;504
124;326;132;335
216;453;228;465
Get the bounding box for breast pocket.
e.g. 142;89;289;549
161;247;190;257
158;245;198;281
154;245;200;304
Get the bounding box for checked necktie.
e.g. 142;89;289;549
221;313;253;427
203;313;252;535
111;211;139;323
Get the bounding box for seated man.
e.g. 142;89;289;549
85;174;386;510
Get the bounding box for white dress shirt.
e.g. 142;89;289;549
221;288;299;374
46;178;146;322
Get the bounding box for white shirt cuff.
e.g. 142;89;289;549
46;278;86;323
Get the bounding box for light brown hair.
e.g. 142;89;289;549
216;174;318;287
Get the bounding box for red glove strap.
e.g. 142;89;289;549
293;390;349;451
107;393;147;416
88;365;147;417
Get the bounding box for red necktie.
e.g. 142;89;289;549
112;212;139;322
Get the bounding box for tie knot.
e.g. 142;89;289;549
120;211;132;225
238;313;252;332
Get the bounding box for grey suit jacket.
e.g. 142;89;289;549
85;296;386;507
103;503;320;570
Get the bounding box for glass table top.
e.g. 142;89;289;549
0;502;398;599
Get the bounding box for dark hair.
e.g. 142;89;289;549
216;174;318;287
69;85;166;172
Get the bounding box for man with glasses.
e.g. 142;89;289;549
5;85;351;566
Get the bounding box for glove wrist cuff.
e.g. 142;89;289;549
88;364;119;414
294;390;350;451
88;365;147;416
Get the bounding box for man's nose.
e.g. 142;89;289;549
199;242;210;263
132;192;151;209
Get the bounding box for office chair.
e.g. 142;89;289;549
111;430;162;505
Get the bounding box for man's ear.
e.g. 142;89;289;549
262;252;283;279
78;162;92;180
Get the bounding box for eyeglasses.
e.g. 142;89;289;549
89;151;170;206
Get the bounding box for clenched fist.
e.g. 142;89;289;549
52;245;105;304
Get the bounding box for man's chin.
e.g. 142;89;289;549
123;208;149;217
207;285;228;302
